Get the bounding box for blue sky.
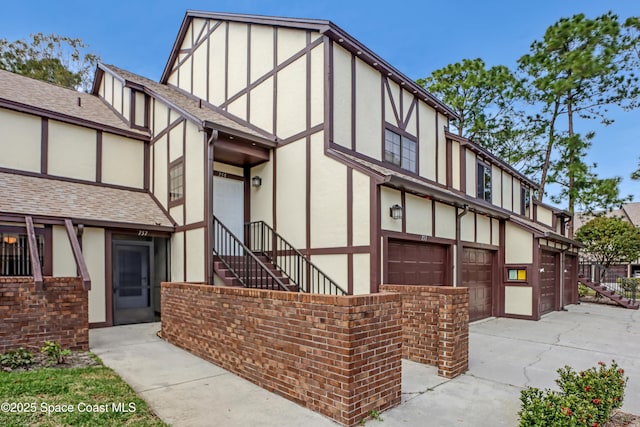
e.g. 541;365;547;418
1;0;638;208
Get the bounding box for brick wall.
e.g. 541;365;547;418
380;285;469;378
0;277;89;352
162;283;402;427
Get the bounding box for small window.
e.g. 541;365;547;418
169;159;184;204
508;268;527;281
520;187;531;215
1;232;44;276
384;129;416;172
477;162;492;202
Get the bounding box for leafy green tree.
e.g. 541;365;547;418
518;12;639;225
575;216;640;268
0;33;99;92
417;59;540;173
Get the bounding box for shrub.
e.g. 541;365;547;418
519;361;627;427
41;341;71;365
0;348;35;369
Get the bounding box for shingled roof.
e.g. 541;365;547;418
0;69;146;138
99;64;277;144
574;202;640;230
0;172;174;230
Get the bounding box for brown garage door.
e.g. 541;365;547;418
540;250;558;315
462;247;494;322
564;255;577;306
387;240;447;285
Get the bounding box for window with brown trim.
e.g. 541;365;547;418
384;129;416;172
1;230;44;277
169;158;184;204
477;161;492;202
521;186;531;215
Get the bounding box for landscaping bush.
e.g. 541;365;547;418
0;348;34;370
41;340;71;365
519;361;627;427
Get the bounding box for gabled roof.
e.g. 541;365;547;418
0;171;174;231
160;10;457;119
0;69;146;139
97;64;276;145
574;202;640;230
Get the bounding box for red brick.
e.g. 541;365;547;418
161;283;402;427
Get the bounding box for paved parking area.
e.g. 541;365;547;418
91;302;640;426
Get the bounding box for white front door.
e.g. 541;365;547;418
213;175;245;239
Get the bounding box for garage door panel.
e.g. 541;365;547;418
540;250;557;315
463;247;494;322
387;240;447;286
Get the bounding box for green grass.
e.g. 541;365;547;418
0;365;167;426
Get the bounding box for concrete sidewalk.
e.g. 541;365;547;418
90;302;640;426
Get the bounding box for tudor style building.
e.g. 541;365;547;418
0;10;579;326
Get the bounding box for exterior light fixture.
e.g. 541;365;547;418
252;176;262;187
2;235;17;245
390;204;403;220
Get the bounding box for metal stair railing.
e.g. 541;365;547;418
245;221;347;295
579;257;637;304
213;216;289;291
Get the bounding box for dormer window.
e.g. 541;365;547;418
384;129;416;173
477;161;492;202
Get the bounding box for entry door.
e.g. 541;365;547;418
213;175;245;239
113;241;154;325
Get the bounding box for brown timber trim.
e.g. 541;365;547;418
105;230;113;327
24;216;43;290
220;36;324;110
43;226;52;276
246;24;252;122
531;237;541;320
0;166;148;193
171;21;222;75
435;112;439;183
383;78;401;127
96;131;103;183
460;146;467;194
462;240;499;251
446;138;453;188
326;37;334;146
143;141;150;190
175;221;206;232
306;136;311;252
279;123;324;146
401;98;417;130
306;245;370;255
64;219;91;290
351;52;356;150
473;212;478;243
272;27;278;135
182;122;187;227
431;199;437;237
183;230;187;282
370;180;380;292
401;191;406;234
347;167;354;294
224;21;229;103
381;229;456;246
272;149;277;229
151;117;185;145
40;118;48;174
206;22;211;102
244;167;251;226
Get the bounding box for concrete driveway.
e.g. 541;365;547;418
90;302;640;426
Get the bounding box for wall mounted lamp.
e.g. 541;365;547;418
390;204;403;220
2;235;17;245
252;176;262;187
